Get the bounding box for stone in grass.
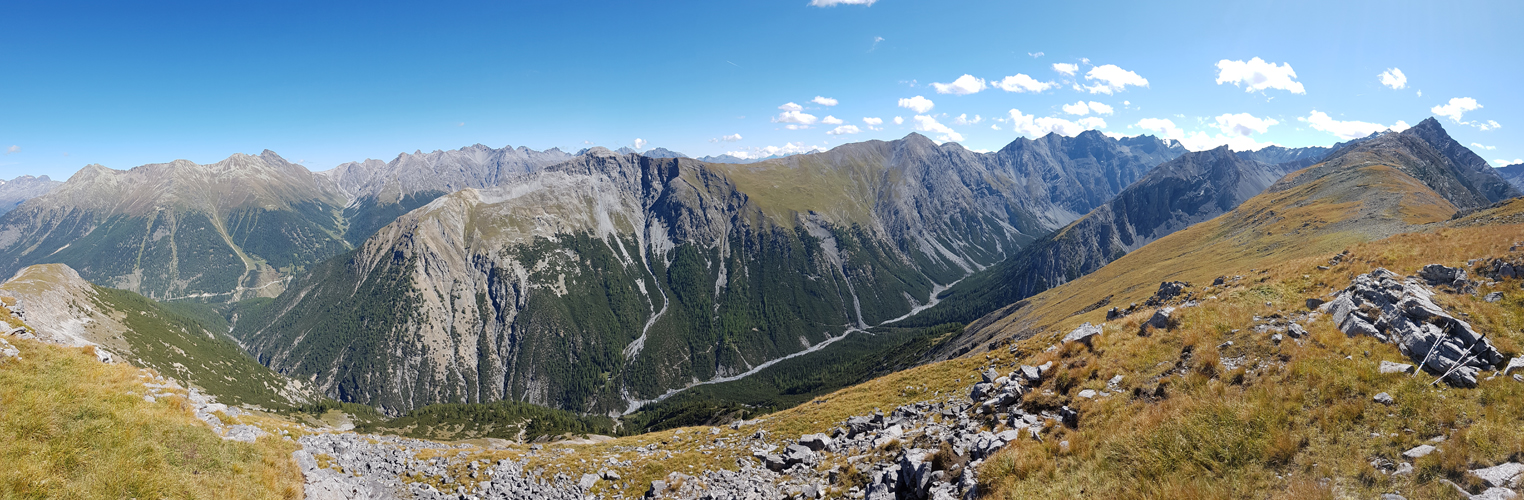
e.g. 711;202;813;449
1402;444;1437;459
1470;462;1524;488
1380;361;1416;374
1078;389;1097;399
1486;291;1505;303
1062;323;1103;347
1505;357;1524;376
1373;392;1395;405
579;473;600;489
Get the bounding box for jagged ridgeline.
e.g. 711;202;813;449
907;118;1522;336
0;144;576;304
0;151;350;302
234;132;1186;415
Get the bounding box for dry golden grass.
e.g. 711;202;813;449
0;336;303;499
973;199;1524;499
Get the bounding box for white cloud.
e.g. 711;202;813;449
1061;101;1113;116
1471;142;1496;150
779;102;804;112
1417;90;1423;97
1135;118;1184;138
995;74;1053;93
1028;52;1044;58
1075;117;1107;130
932;74;987;95
709;134;743;143
1212;112;1280;137
952;114;982;125
1480;120;1502;131
1134;117;1278;151
812;96;839;106
893;116;904;125
808;0;876;6
1493;158;1523;166
1378;68;1407;90
1432;97;1481;123
774;110;819;126
862;117;883;126
633;138;648;150
898;96;935;113
821;115;845;125
1083;64;1148;94
1006;109;1107;138
913;115;964;142
725;142;826;159
1052;63;1078;76
1215;57;1305;94
827;125;862;135
1299;110;1409;140
4;145;17;155
991;124;1002;130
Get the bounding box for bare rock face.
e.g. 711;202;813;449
1322;268;1505;387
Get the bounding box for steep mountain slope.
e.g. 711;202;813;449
0;174;62;214
941;124;1511;359
909;146;1307;328
0;263;319;409
233;132;1185;416
321;144;573;244
1496;162;1524;193
0;151;350;302
985;130;1186;217
913;120;1516;334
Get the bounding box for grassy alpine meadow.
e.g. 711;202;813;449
0;331;304;499
974;200;1524;499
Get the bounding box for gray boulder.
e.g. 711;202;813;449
1062;322;1103;347
1419;264;1469;288
1146;307;1175;331
1506;357;1524;376
1485;291;1505;302
1380;361;1416;374
1373;392;1394;405
1470;462;1524;488
799;433;833;451
1403;444;1436;459
783;444;818;467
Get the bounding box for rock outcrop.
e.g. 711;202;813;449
1322;268;1506;387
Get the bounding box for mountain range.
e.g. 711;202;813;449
0;118;1513;421
228;131;1188;415
0;175;62;214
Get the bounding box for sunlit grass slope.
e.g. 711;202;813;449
0;321;302;498
950;160;1460;356
975;199;1524;499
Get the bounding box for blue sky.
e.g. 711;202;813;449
2;0;1520;179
